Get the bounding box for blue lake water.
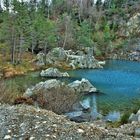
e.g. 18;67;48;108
68;60;140;119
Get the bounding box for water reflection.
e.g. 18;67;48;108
82;94;120;121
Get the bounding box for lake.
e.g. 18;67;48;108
5;60;140;121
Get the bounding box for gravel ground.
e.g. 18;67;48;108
0;104;138;140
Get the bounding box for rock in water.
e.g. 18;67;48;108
68;78;97;94
40;67;69;77
24;79;62;97
25;78;96;98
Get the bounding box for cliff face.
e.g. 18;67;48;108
0;104;139;140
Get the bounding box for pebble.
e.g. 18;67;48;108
7;130;11;133
52;124;57;127
43;121;47;124
52;135;57;138
29;136;35;140
77;129;84;133
4;135;11;139
46;134;50;137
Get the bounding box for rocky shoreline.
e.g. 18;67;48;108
0;104;139;140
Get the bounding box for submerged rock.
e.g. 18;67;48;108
65;111;83;119
40;67;69;77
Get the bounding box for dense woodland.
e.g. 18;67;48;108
0;0;140;65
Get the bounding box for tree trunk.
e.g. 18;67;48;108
17;34;23;64
63;17;68;49
44;42;47;65
11;35;16;64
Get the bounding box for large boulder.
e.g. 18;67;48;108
24;79;77;114
25;79;96;98
24;79;97;116
68;78;97;94
51;47;67;61
40;68;69;77
24;79;62;97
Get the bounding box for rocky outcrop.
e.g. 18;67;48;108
67;47;104;69
126;13;140;36
24;79;63;97
24;79;97;115
68;78;97;93
36;47;105;69
107;38;140;61
40;68;69;77
24;78;97;97
0;104;138;140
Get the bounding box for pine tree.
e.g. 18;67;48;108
96;0;102;11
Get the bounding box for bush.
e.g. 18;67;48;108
120;112;130;125
31;85;79;114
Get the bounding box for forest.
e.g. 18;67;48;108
0;0;137;66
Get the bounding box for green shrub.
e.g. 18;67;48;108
120;112;130;125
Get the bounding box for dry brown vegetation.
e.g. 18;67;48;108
31;85;79;114
14;96;34;105
0;80;22;104
0;79;79;115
